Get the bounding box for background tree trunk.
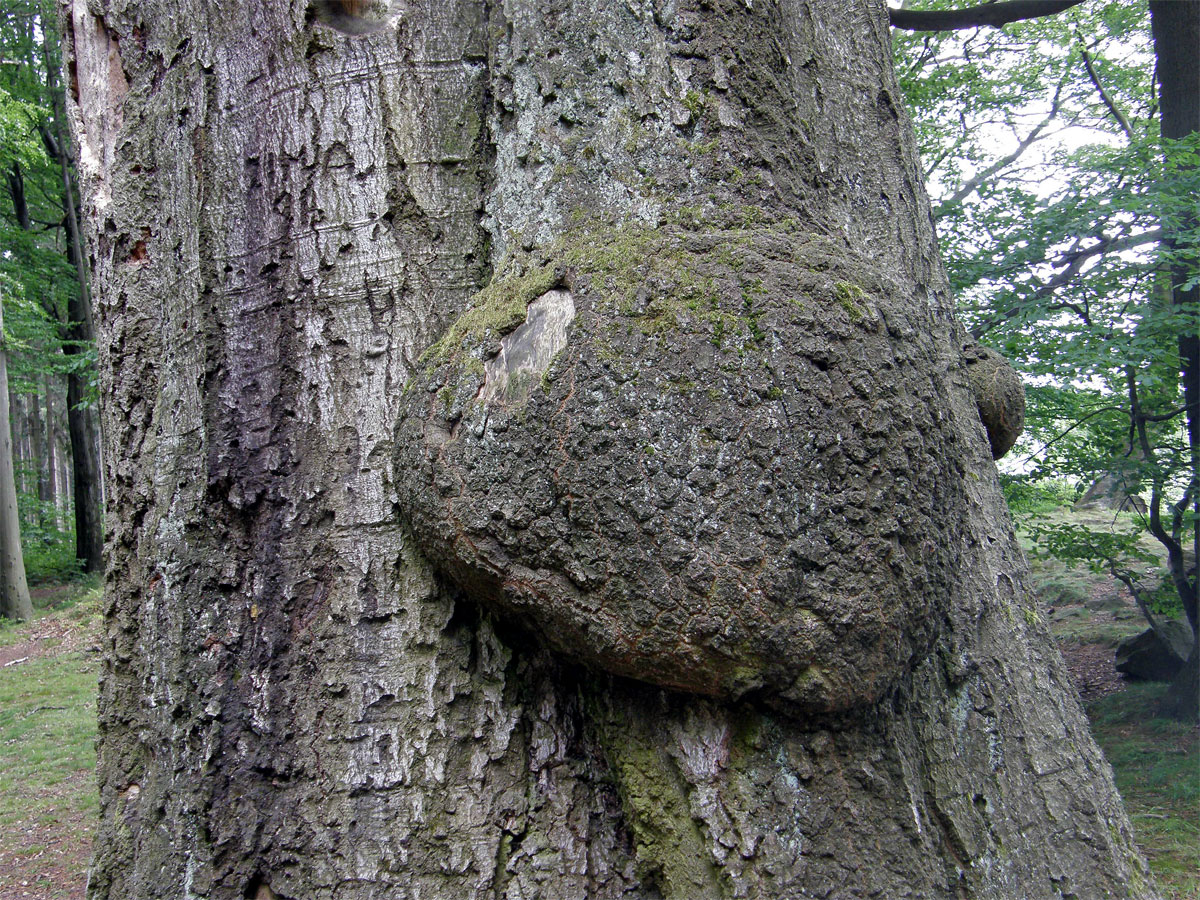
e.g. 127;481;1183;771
44;76;106;574
43;371;64;530
68;1;1156;897
60;207;105;574
0;299;32;621
63;348;103;571
1149;0;1199;722
27;381;55;533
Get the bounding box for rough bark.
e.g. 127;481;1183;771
68;1;1155;898
0;301;32;621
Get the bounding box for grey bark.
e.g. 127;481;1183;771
0;300;32;621
68;1;1156;898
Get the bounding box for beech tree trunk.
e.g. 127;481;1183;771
68;1;1157;898
45;75;107;574
1147;0;1199;723
0;300;32;621
64;349;104;571
43;371;64;530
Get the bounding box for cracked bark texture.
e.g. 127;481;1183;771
66;0;1155;898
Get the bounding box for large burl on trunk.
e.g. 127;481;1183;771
68;0;1156;898
397;230;967;714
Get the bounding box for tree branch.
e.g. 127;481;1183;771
971;229;1165;338
1111;569;1168;638
1129;370;1196;615
1016;404;1130;466
889;1;1087;32
933;84;1063;219
1080;45;1134;139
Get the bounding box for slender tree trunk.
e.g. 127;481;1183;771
59;192;104;573
6;163;31;232
64;361;103;571
56;399;71;529
6;164;34;518
9;390;29;510
42;371;62;530
68;1;1156;898
28;380;54;534
1149;0;1199;722
42;62;106;574
0;300;33;621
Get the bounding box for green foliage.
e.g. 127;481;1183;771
895;1;1196;641
0;589;101;899
0;0;100;588
1014;502;1183;618
0;653;97;824
1028;516;1157;571
21;516;82;583
0;85;46;172
999;474;1079;513
0;0;86;374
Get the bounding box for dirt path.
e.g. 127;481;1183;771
0;614;96;669
1059;641;1129;701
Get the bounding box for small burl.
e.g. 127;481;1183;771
395;228;971;713
963;343;1025;460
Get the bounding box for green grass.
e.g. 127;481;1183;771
0;585;100;896
0;577;1194;898
1086;684;1200;900
0;649;99;832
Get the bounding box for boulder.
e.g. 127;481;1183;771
1115;620;1193;682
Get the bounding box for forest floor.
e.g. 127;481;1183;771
0;551;1195;900
1022;509;1200;900
0;580;101;900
